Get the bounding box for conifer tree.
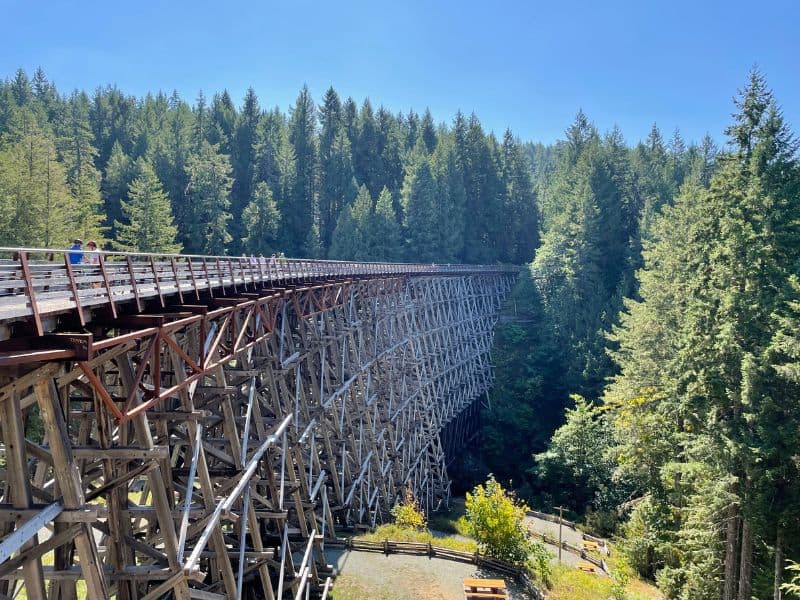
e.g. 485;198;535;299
11;69;32;108
375;107;404;202
500;129;538;263
114;159;181;253
192;91;209;148
0;115;78;246
607;70;800;599
328;188;367;260
230;87;260;250
31;67;58;120
367;187;402;261
318;88;357;252
208;90;236;155
284;85;317;255
253;109;295;206
402;147;439;262
56;91;106;243
154;92;192;213
103;141;134;233
184;140;233;254
354;99;382;196
458;114;504;263
430;135;466;262
242;181;280;255
405;110;420;150
419;108;437;153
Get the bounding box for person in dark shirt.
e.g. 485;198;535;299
68;239;83;264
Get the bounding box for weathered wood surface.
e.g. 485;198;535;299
0;248;515;336
0;269;514;599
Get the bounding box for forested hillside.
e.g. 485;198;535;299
1;65;799;598
0;68;536;262
482;71;800;599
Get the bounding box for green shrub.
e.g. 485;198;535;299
527;539;553;588
391;487;426;530
464;475;533;564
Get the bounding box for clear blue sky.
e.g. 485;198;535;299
2;0;798;146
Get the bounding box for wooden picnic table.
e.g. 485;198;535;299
463;577;508;599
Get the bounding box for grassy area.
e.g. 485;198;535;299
547;543;663;600
426;498;472;537
360;523;477;552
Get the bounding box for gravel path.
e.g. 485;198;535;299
326;547;532;600
524;515;585;549
524;515;607;573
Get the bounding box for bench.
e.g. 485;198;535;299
463;578;508;600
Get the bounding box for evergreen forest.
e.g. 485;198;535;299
1;67;799;599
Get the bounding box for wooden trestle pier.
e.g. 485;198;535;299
0;248;516;599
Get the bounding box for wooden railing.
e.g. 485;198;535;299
0;247;518;334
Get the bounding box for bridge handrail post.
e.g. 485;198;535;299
186;257;201;301
256;253;265;285
17;250;43;335
169;256;184;305
64;252;85;326
97;253;117;318
125;255;142;312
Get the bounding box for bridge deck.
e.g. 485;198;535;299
0;247;514;336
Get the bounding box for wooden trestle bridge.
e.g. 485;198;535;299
0;248;516;600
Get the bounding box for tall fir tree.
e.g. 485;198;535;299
318;88;357;253
284;85;317;256
229;87;260;251
430;135;466;262
56;90;106;243
184;140;233;254
242;181;280;255
367;186;402;261
0;114;79;246
114;158;181;252
607;70;800;600
402;146;440;262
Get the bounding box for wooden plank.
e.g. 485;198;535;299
0;386;47;600
34;377;109;599
0;524;82;581
0;505;102;523
463;578;507;589
0;503;62;563
72;446;169;460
